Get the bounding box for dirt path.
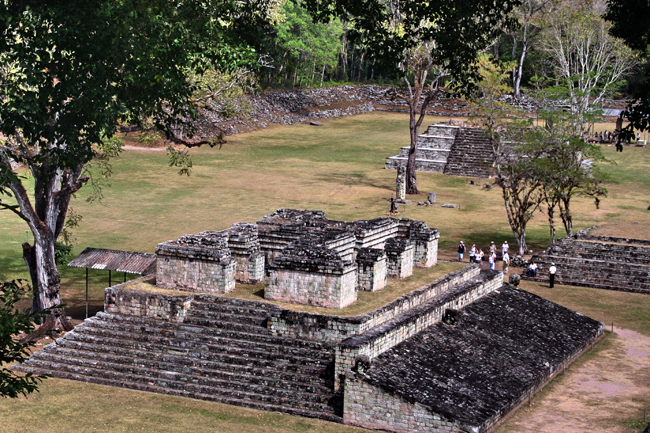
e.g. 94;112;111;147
496;327;650;433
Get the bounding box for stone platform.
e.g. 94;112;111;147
522;227;650;294
15;265;603;432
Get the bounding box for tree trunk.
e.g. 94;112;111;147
516;230;527;256
22;235;72;332
406;103;420;194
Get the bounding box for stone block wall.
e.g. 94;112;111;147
356;248;388;292
155;232;236;294
344;373;463;433
156;254;236;294
232;252;265;284
267;266;481;343
385;238;414;279
265;267;358;309
105;277;192;323
399;219;440;268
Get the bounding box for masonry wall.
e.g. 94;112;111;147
265;267;358;309
344;374;463;433
156;255;236;294
415;239;438;268
357;257;388;292
105;278;192;323
232;252;265;284
267;266;481;342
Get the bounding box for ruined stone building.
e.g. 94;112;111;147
385;123;495;178
17;209;603;433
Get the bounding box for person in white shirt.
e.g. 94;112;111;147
489;252;496;270
528;260;538;277
502;251;510;274
501;241;509;257
469;244;477;263
548;263;557;288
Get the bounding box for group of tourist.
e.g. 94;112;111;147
457;240;511;273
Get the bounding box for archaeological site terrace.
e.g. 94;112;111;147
15;209;603;433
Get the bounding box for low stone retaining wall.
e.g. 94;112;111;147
267;265;481;342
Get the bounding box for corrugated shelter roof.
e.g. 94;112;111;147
68;247;157;275
602;108;623;117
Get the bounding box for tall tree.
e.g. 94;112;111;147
508;0;552;98
605;0;650;136
538;0;637;136
0;0;270;331
304;0;520;194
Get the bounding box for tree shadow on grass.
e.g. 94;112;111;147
315;172;392;190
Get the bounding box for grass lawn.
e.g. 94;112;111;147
2;111;650;432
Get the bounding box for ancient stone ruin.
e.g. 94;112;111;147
522;226;650;294
16;209;604;433
385;123;495;178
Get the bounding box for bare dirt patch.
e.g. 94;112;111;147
496;328;650;433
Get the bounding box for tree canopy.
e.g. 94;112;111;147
0;0;271;330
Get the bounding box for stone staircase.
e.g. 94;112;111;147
385;124;495;178
443;128;495;178
385;124;458;172
15;297;341;422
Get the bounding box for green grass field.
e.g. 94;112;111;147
2;112;650;432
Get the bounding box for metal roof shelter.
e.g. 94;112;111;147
68;247;157;318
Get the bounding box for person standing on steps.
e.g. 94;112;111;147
457;241;466;262
548;262;557;288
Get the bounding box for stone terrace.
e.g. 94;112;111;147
344;286;604;433
522;231;650;294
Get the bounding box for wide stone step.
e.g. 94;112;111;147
82;318;332;362
183;315;272;334
27;350;333;402
95;312;329;352
54;337;331;377
14;364;341;422
37;345;332;390
64;330;333;368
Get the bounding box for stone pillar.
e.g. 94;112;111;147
396;166;406;200
427;192;436;204
385;238;414;279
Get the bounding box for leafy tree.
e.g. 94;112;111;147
538;0;637;136
271;0;344;87
304;0;520;194
507;0;552;98
605;0;650;135
0;0;270;331
1;280;51;398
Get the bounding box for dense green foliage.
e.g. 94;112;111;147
0;280;51;398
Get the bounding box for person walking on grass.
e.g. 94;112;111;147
458;241;466;262
489;241;496;257
501;241;509;258
548;262;557;288
502;251;510;274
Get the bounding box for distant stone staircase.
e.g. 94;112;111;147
16;297;340;422
385;124;495;178
443;127;494;178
